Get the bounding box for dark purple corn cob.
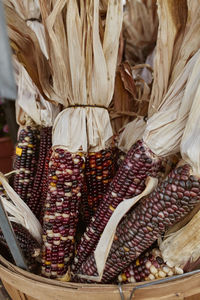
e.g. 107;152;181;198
40;148;53;225
41;149;85;278
77;164;200;283
0;222;40;268
13;125;40;203
81;148;115;224
72;139;162;272
27;127;52;219
118;248;183;283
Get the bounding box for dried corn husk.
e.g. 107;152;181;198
4;0;40;20
148;0;187;117
160;209;200;271
123;0;158;65
43;0;123;152
4;5;56;102
16;65;60;128
169;0;200;86
118;117;146;153
143;49;200;157
0;172;42;244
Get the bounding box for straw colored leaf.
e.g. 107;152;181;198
148;0;187;117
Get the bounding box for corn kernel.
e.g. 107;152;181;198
50;182;56;187
109;205;115;212
136;258;140;266
123;246;129;252
58;263;64;268
45;261;51;265
121;273;127;281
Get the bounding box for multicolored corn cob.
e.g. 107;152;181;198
41;149;85;278
77;164;200;283
81;148;115;224
27;127;52;219
72;139;162;273
118;248;183;283
13;125;40;203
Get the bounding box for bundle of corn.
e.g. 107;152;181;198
11;2;60;220
72;6;200;275
0;172;42;269
123;0;158;66
14;63;60;219
118;248;183;283
159;77;200;273
73;0;200;278
36;0;123;278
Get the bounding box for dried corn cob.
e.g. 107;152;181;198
13;125;40;203
41;149;85;278
81;148;115;224
40;148;53;225
118;248;183;284
27;127;52;219
77;164;200;282
72;139;162;273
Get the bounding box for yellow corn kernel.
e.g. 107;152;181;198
28;144;34;148
109;205;115;212
58;263;64;268
89;152;95;156
147;226;153;232
103;179;109;184
123;246;129;252
45;261;51;265
50;182;56;187
136;259;140;266
121;273;127;281
52;176;58;180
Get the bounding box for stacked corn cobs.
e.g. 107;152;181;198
42;149;85;278
14;125;40;204
72;139;162;273
77;164;200;282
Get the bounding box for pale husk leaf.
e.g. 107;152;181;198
0;173;42;244
118;117;146;153
148;0;187;117
143;49;200;157
4;5;58;102
53;0;123;152
169;0;200;86
4;0;40;20
160;209;200;269
180;75;200;176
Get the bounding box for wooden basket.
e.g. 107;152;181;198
1;256;200;300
